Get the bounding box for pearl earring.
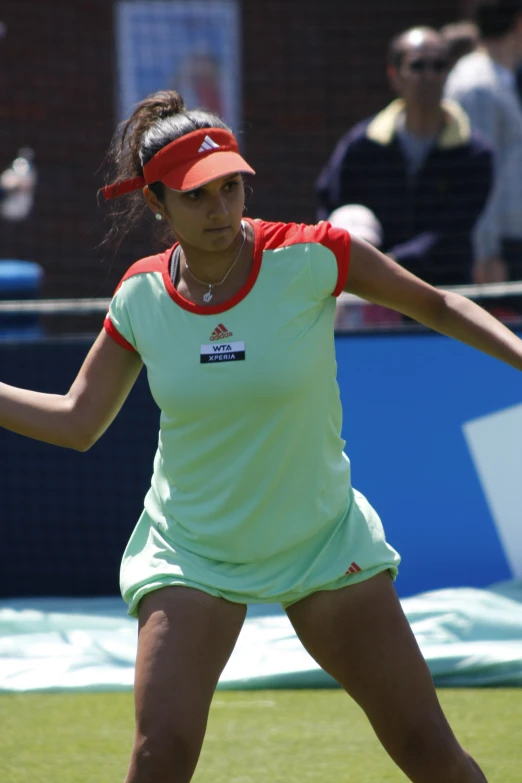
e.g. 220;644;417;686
155;213;163;221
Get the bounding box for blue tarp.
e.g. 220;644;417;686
1;582;522;692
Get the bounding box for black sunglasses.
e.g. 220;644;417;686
407;58;449;73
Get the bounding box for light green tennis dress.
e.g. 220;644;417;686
105;218;400;617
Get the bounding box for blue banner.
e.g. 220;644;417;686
335;330;522;597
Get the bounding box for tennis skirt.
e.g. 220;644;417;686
120;487;401;618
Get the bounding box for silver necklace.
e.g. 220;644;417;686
184;225;247;303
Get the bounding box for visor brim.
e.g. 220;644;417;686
161;151;255;192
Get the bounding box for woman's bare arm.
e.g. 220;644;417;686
0;329;143;450
345;235;522;372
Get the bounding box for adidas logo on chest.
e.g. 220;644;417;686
210;323;233;341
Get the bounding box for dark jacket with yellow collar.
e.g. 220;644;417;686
316;99;493;286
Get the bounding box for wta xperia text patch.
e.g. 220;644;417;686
200;341;245;364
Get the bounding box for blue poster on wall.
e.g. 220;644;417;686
116;1;240;130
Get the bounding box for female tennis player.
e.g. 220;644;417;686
2;89;519;782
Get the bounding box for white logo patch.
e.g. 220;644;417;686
200;341;245;364
198;135;220;153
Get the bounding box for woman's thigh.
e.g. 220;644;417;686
285;572;481;781
133;586;246;738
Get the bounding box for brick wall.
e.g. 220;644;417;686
0;0;466;298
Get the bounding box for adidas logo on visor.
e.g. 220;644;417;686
198;135;220;153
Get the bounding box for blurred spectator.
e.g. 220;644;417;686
445;1;522;287
516;59;522;102
316;27;493;288
328;206;403;329
440;21;480;69
0;23;37;224
0;147;37;222
328;204;384;248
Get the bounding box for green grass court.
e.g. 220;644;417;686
1;689;521;781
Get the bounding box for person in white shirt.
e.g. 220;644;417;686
445;1;522;291
440;21;480;70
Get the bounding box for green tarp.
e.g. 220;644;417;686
1;582;522;692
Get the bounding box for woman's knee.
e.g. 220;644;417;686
129;725;204;783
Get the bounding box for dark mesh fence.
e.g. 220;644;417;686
0;334;159;598
0;0;477;298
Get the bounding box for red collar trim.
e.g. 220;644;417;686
161;218;262;315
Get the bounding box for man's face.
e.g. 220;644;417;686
390;34;450;109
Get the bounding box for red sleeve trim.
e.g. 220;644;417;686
104;315;136;352
251;219;351;296
112;251;171;294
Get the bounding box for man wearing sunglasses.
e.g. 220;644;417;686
316;27;493;289
445;1;522;299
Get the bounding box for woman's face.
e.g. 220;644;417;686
161;173;245;252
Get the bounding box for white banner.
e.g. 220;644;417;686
116;1;240;130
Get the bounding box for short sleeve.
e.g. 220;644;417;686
309;222;351;300
104;282;138;352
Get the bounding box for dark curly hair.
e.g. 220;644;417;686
101;90;231;253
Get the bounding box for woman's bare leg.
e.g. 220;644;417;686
286;572;488;782
125;586;246;783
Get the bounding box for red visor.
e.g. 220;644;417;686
101;128;255;200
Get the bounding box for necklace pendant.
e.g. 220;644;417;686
203;289;213;303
